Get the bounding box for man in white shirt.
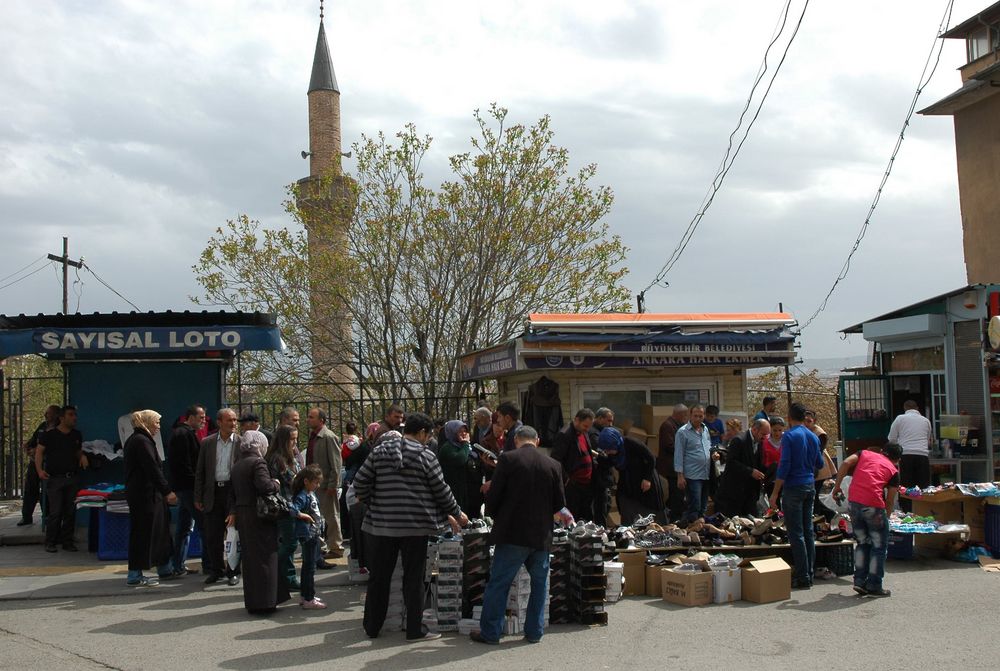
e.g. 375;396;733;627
887;400;933;511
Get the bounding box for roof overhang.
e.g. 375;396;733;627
941;2;1000;39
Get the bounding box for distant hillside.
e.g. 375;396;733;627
800;355;871;377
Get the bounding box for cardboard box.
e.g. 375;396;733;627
641;405;674;436
619;550;647;596
741;557;791;603
661;567;713;607
645;564;665;597
711;567;742;603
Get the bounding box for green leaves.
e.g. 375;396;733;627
193;106;630;410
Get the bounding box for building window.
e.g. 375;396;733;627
967;23;1000;62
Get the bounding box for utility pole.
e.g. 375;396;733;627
47;237;83;314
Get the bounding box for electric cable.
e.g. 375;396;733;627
0;261;55;292
639;0;811;297
0;255;47;284
82;262;142;312
799;0;956;330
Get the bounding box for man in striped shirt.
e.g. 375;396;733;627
354;412;468;641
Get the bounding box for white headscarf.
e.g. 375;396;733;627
240;429;269;458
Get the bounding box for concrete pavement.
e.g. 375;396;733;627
1;508;998;670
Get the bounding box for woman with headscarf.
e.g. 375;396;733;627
437;420;472;515
228;429;290;615
597;427;665;525
124;410;178;586
266;424;300;591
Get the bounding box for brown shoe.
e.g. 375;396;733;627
324;549;344;559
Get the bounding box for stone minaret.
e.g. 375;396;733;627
296;8;354;387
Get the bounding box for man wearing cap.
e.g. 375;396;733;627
239;411;273;444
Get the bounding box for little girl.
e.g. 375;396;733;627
290;465;326;609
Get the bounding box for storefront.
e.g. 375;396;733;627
840;285;1000;483
461;312;797;444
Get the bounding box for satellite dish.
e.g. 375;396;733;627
988;316;1000;349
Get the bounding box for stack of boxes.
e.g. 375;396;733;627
503;567;533;635
569;529;608;625
604;560;624;603
461;525;491;619
435;535;463;632
548;529;572;624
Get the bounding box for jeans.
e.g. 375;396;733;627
44;475;78;546
173;490;203;571
782;484;816;585
299;537;318;600
682;479;709;523
277;518;298;583
479;544;550;643
850;502;889;591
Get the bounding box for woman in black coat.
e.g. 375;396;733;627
229;430;290;615
124;410;177;586
597;427;666;525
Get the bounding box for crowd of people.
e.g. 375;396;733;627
21;392;915;641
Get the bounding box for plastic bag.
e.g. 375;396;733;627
819;476;851;513
225;526;241;570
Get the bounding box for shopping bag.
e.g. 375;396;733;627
819;476;851;514
224;526;241;570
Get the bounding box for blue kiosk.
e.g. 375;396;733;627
0;310;282;554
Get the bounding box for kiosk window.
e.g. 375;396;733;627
581;390;647;428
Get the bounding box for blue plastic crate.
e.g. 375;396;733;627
887;531;913;560
97;509;131;561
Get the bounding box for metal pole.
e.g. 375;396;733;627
780;302;793;410
61;237;68;314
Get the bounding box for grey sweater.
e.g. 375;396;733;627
353;435;461;537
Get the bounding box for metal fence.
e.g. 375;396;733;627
0;373;65;500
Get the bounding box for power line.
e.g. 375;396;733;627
638;0;811;299
0;255;47;284
82;262;142;312
0;261;54;292
799;0;955;331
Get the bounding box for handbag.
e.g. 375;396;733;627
256;493;292;521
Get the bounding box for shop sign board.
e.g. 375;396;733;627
0;326;282;357
460;343;517;380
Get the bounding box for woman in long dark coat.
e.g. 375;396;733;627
229;429;290;615
124;410;177;586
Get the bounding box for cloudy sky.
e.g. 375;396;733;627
0;0;979;360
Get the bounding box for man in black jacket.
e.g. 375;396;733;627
168;405;205;575
716;418;770;517
588;408;615;527
472;425;567;645
551;408;596;522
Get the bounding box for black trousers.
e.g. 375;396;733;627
203;483;235;577
565;481;594;523
21;462;41;522
899;454;931;513
348;501;368;569
363;534;428;639
44;475;78;546
665;476;685;523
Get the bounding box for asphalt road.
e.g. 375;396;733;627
1;535;997;671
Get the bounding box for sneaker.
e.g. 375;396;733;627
227;575;240;586
852;585;868;596
45;544;58;553
408;631;442;642
126;577;147;586
144;576;160;587
300;598;327;610
865;588;891;598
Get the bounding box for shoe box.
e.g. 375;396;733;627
711;566;741;603
618;549;646;596
661;562;713;607
740;557;791;603
644;563;665;597
604;561;624;603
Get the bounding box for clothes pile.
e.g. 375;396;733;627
75;483;125;509
903;481;1000;498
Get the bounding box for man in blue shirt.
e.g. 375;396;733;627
674;405;712;523
754;396;777;422
769;402;824;589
